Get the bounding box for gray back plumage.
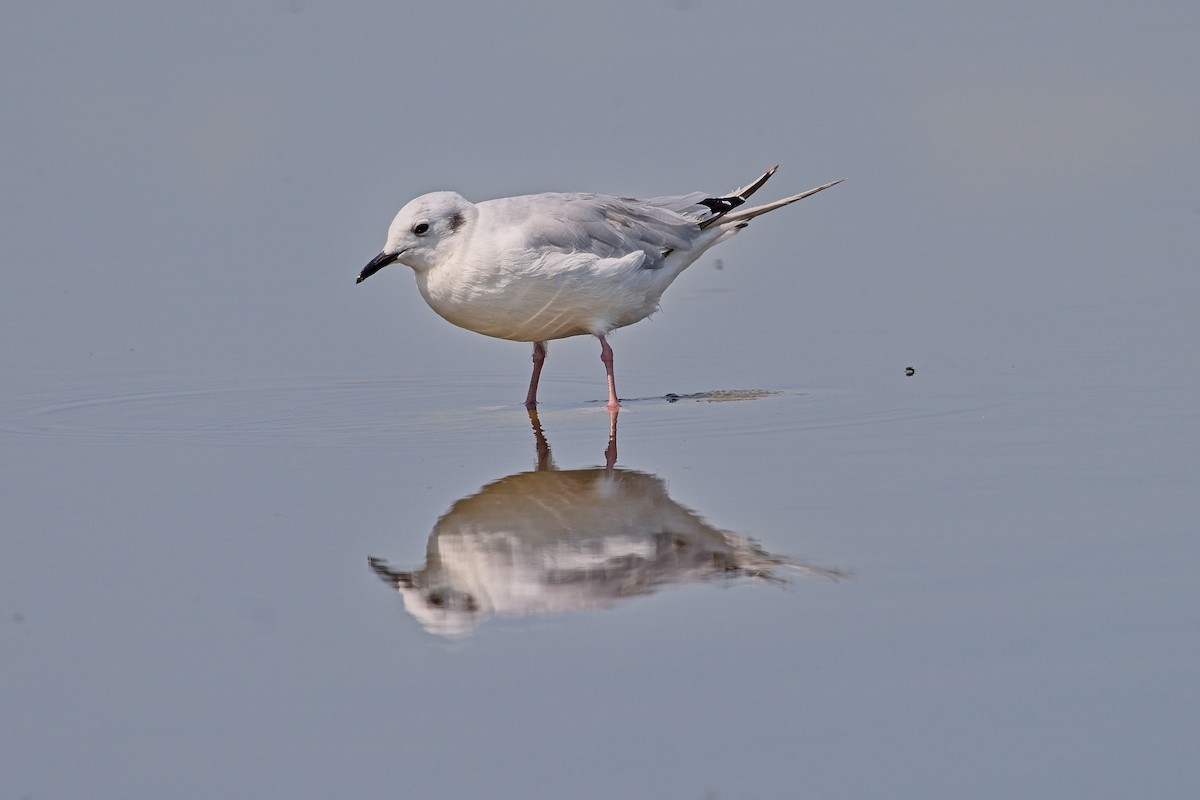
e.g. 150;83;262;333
478;192;715;268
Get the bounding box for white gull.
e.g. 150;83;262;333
357;166;841;410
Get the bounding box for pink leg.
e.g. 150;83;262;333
604;404;618;471
598;335;620;411
525;341;547;408
526;408;553;471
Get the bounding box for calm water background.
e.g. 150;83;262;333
3;2;1198;798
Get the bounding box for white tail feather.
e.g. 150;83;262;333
722;179;844;225
727;165;780;201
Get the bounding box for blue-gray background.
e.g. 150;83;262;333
3;2;1197;798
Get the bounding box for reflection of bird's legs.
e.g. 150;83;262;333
604;404;618;473
598;335;619;410
526;408;554;472
524;340;547;409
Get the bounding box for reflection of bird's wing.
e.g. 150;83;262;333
480;193;710;269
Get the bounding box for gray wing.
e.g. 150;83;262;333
480;192;715;269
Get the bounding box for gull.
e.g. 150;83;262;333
357;166;841;410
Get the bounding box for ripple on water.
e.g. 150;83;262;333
2;373;984;448
0;375;538;447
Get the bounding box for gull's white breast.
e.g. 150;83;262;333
416;247;669;342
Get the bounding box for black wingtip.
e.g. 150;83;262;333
696;193;748;230
697;195;745;214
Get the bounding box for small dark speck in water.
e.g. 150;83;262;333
905;367;916;377
713;258;724;270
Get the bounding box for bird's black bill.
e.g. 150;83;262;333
357;251;400;284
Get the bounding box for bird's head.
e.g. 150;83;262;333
357;191;475;283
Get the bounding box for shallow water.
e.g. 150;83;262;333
5;347;1196;798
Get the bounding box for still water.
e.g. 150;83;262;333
4;350;1195;798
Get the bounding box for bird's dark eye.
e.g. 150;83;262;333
413;223;430;236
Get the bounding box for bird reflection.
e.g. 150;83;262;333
369;411;846;637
